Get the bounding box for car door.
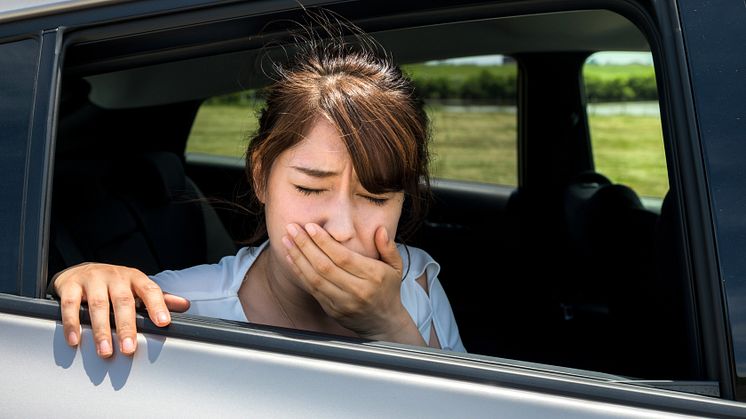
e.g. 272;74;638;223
2;0;746;417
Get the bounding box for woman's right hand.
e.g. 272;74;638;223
53;263;190;358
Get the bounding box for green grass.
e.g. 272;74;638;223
589;114;668;197
584;64;656;80
426;105;517;185
186;104;263;157
187;104;668;198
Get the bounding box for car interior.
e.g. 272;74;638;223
49;3;704;385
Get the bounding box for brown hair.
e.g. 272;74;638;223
244;19;431;243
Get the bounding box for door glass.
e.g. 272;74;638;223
0;38;40;294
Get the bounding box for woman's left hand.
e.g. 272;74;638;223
283;222;426;346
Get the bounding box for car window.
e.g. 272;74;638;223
187;55;518;187
402;56;517;186
0;38;39;294
583;51;668;200
187;91;262;158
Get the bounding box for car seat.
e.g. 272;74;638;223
48;151;236;279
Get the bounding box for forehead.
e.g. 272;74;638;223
284;118;350;166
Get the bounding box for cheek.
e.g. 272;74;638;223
356;202;404;255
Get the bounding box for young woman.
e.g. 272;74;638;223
52;27;465;358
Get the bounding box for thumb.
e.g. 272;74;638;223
375;227;402;274
164;293;191;313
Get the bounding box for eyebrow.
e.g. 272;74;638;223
291;166;339;178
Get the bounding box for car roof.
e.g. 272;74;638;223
71;8;648;109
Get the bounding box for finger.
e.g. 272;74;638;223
58;282;83;347
108;281;138;355
303;223;382;279
283;249;347;317
130;274;171;327
283;233;350;298
83;282;113;358
375;227;403;274
288;223;354;279
164;293;191;313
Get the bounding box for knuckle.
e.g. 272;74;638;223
111;292;135;309
335;252;351;267
60;297;80;310
356;288;373;303
140;281;163;294
341;300;359;315
307;275;322;290
316;260;334;276
295;233;308;247
88;297;109;311
116;320;135;334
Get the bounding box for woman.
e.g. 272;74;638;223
52;26;465;358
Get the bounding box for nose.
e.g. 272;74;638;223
322;195;355;243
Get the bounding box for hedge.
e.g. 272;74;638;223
205;66;658;105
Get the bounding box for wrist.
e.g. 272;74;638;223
364;306;426;347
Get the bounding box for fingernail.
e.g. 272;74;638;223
98;340;111;356
122;337;135;353
305;223;318;236
282;235;293;249
68;331;78;346
382;228;389;243
287;224;299;237
157;311;169;325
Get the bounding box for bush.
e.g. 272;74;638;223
409;64;657;103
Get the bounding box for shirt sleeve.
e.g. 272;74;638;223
149;245;263;321
398;245;466;353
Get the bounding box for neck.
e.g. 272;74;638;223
246;243;351;335
259;246;325;324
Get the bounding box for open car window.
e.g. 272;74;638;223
30;3;716;400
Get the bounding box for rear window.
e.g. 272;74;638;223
187;55;518;187
583;51;668;199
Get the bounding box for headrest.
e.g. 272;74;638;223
587;184;643;219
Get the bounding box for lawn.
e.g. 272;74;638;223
187;104;668;198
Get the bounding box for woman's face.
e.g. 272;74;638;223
259;117;404;269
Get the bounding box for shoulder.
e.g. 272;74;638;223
151;241;268;299
396;244;440;285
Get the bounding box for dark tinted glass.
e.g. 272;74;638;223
678;0;746;398
0;38;39;294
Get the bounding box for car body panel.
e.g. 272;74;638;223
3;309;744;418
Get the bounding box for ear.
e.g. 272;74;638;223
250;151;266;204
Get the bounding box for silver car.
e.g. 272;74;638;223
2;0;746;417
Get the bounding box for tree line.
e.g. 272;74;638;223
206;68;658;105
411;70;657;104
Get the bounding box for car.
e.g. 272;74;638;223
2;0;746;417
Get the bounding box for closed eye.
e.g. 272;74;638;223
362;195;388;206
295;185;325;196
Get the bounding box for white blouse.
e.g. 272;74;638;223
151;241;465;352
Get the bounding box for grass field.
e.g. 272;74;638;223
187;103;668;198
